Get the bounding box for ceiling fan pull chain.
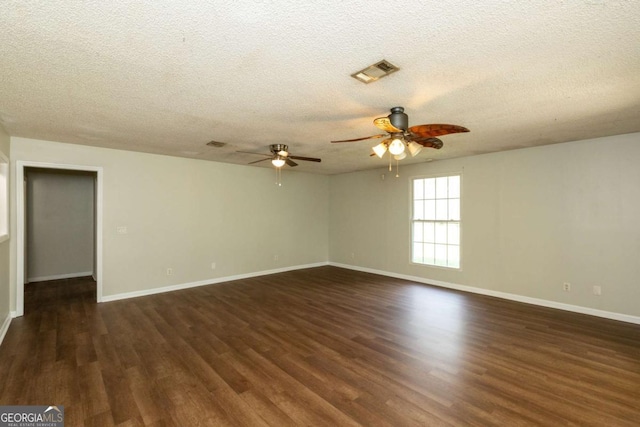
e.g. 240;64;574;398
388;155;392;172
395;158;400;178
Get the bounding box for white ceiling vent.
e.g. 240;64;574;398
206;140;227;147
351;60;399;84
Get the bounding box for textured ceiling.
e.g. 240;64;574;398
1;1;639;174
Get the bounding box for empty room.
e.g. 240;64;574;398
0;2;639;426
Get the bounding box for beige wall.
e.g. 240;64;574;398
26;169;95;281
0;125;9;327
329;132;640;318
5;132;639;321
10;137;329;304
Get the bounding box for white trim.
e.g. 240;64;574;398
409;173;463;271
27;271;94;283
0;314;11;347
0;151;9;241
16;161;104;317
101;262;329;302
329;262;640;325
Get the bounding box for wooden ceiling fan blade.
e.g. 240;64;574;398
248;158;271;165
289;155;321;162
374;117;403;133
409;124;470;138
285;158;298;167
331;134;386;143
411;137;444;149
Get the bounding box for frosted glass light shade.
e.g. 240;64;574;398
388;138;405;155
407;141;422;157
271;157;285;167
394;152;407;160
372;142;388;158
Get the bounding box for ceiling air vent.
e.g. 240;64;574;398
206;140;227;147
351;60;399;84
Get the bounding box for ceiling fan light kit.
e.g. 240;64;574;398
407;141;422;157
372;142;387;158
388;137;405;155
271;156;286;168
331;106;469;176
237;144;321;186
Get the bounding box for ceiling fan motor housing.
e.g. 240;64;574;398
389;106;408;131
270;144;288;155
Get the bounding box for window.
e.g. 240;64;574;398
0;152;8;242
412;174;461;268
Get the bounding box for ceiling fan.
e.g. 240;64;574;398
331;106;469;159
238;144;321;168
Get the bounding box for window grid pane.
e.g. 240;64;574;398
411;174;461;269
423;243;435;265
425;200;436;220
424;178;436;199
448;199;460;221
435;199;448;220
414;200;424;220
413;179;424;200
448;176;460;198
413;222;423;242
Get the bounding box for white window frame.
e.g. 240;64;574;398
411;173;462;269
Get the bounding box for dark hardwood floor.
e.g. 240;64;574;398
1;266;639;426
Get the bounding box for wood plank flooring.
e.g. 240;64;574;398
1;266;639;426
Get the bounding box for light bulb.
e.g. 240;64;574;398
271;157;285;168
372;142;388;158
388;138;405;155
407;141;422;157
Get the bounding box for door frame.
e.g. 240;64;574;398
16;161;103;316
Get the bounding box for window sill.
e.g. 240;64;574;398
410;261;461;271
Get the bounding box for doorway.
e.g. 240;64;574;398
16;161;103;316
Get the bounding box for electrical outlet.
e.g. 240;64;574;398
274;254;279;261
350;252;355;260
166;268;173;276
117;226;128;234
211;262;216;270
593;285;602;296
563;282;571;292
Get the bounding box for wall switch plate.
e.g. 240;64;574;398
211;262;216;270
166;268;173;276
593;285;602;296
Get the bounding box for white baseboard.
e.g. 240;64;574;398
28;271;94;283
101;262;330;303
329;262;640;325
0;313;11;348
